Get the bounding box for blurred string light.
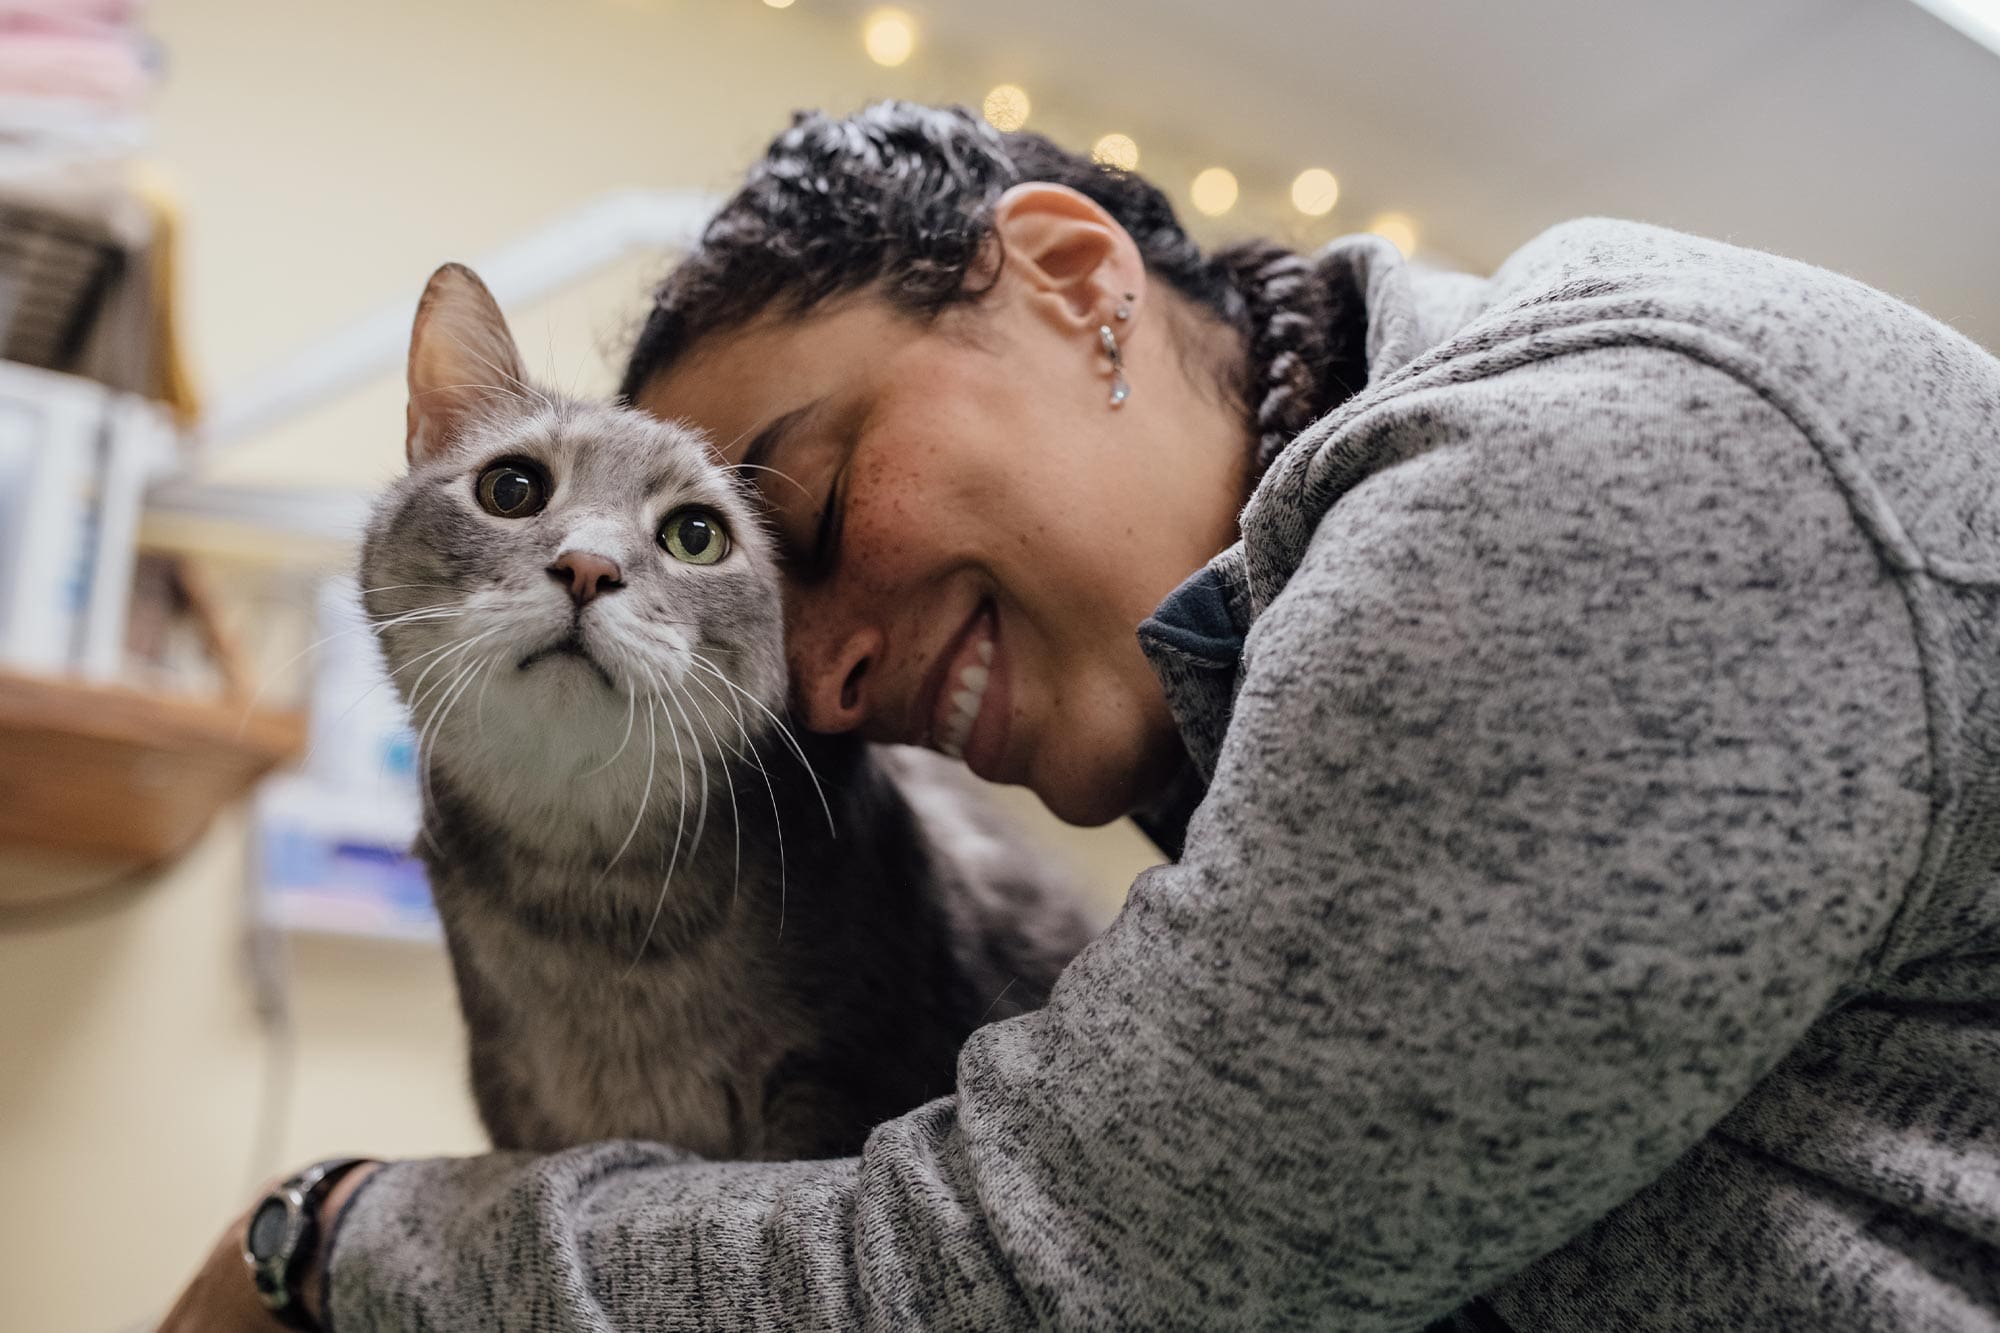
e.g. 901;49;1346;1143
1289;168;1340;217
1092;133;1140;171
762;0;794;8
982;84;1031;131
1368;211;1419;256
863;8;916;66
1189;167;1238;218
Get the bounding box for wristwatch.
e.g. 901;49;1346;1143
242;1157;372;1330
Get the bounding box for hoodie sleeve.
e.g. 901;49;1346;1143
328;347;1934;1331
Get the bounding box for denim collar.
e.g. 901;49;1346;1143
1136;543;1253;786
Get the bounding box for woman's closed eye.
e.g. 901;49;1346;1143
727;460;820;567
805;466;847;580
732;394;860;578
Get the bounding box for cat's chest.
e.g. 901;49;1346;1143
514;972;785;1154
447;885;800;1157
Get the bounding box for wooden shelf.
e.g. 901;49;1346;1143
0;669;304;906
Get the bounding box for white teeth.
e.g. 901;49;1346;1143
937;627;995;758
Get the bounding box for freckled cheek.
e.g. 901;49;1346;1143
837;467;940;598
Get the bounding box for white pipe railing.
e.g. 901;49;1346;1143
192;187;717;453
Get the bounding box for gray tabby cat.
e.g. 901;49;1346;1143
360;264;1100;1160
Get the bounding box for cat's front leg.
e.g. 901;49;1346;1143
465;1031;576;1152
748;1062;899;1162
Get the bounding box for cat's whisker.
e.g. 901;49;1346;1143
414;653;491;857
578;678;640;779
293;620;487;771
405;627;503;720
390;623;496;681
692;660;788;943
371;608;465;629
706;418;762;465
660;682;712;900
593;687;658;893
419;651;491;767
675;666;744;914
628;677;694;970
356;608;476;688
678;660;751;763
369;625;503;733
976;977;1022;1026
688;655;835;840
438;654;492;752
232;602;464;738
473;651;503;739
728;461;814;504
409;636;506;844
418;653;490;845
689;664;766;904
353;582;465;598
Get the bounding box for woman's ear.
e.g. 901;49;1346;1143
406;263;529;466
990;182;1146;334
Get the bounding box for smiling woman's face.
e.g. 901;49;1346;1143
636;195;1250;825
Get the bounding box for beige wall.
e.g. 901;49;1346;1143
0;3;1161;1330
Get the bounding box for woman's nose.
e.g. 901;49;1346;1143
791;623;882;734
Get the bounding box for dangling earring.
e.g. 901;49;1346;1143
1099;294;1137;408
1098;324;1129;407
1104;294;1136;408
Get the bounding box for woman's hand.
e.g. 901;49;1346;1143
157;1163;383;1333
155;1204;283;1333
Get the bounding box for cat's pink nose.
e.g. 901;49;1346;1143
549;551;624;606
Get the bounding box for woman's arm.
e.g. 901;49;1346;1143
321;349;1933;1330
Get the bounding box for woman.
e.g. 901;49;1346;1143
168;102;1999;1330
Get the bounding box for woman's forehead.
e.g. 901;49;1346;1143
635;297;909;462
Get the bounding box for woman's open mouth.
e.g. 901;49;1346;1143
924;599;1010;778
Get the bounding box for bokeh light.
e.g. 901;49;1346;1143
863;8;915;66
1091;133;1139;171
982;84;1030;131
1290;168;1341;217
1190;167;1239;217
1368;211;1419;256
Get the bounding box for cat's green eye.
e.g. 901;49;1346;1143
659;508;729;566
476;461;548;518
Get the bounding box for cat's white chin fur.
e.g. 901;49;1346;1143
405;603;753;853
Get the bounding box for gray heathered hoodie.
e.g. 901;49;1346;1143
328;219;2000;1331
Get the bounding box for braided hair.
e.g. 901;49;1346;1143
621;101;1356;476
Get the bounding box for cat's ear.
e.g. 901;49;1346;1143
406;263;530;466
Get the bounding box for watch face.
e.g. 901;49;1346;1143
248;1197;292;1262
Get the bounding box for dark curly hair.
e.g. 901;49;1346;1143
620;101;1361;472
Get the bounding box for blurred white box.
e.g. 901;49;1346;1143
0;359;177;678
0;360;105;673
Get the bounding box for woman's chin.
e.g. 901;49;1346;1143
1029;728;1183;828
